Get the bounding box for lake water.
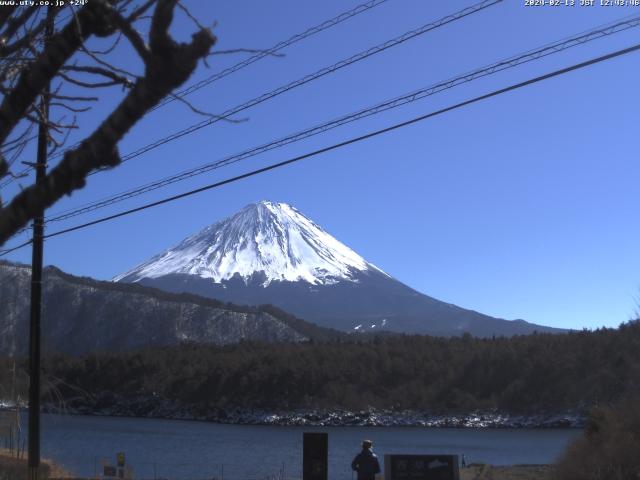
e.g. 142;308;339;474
27;414;581;479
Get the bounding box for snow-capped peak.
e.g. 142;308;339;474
114;201;387;286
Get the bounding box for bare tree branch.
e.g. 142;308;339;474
0;7;38;45
49;102;92;113
116;0;136;13
79;42;139;78
58;71;132;89
127;0;158;22
0;7;18;32
0;0;216;244
23;112;74;135
86;31;123;55
0;155;7;180
49;93;99;102
0;16;47;57
167;91;247;123
176;1;208;31
63;65;134;85
106;10;151;63
149;0;175;53
48;121;75;156
0;1;114;144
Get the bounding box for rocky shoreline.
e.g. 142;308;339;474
5;395;586;428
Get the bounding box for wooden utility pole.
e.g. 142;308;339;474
28;9;54;480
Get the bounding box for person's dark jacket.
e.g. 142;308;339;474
351;448;381;480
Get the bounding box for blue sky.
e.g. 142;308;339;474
2;0;639;330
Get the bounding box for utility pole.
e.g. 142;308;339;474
28;9;54;480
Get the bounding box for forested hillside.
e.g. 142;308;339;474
2;321;639;414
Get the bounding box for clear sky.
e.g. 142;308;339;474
2;0;639;330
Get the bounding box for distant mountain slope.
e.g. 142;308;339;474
0;261;339;356
116;201;565;337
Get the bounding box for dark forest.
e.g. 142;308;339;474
3;321;639;414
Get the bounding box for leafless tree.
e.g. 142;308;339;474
0;0;216;245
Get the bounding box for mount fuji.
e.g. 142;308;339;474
115;201;562;337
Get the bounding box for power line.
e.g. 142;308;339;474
42;0;505;221
37;0;394;167
33;42;640;242
3;40;636;253
153;0;392;111
1;1;388;188
44;13;640;224
0;239;33;257
3;0;490;190
90;0;503;170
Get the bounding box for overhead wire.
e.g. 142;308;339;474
43;13;640;224
1;2;501;226
0;0;392;187
153;0;392;111
3;0;501;195
23;41;637;244
3;40;639;254
93;0;502;170
0;239;33;257
5;6;637;252
0;0;389;188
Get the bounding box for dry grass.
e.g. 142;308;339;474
460;464;555;480
0;448;73;479
374;465;553;480
554;394;640;480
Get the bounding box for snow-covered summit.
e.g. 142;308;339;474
114;201;386;286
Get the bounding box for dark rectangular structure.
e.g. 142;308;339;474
103;466;116;477
384;454;459;480
303;432;328;480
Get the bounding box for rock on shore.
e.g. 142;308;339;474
33;394;586;428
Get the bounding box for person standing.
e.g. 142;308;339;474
351;439;381;480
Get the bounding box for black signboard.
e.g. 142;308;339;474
303;432;328;480
103;466;117;477
384;454;459;480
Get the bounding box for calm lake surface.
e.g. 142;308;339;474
28;414;581;479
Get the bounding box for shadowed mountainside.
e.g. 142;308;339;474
0;261;341;356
